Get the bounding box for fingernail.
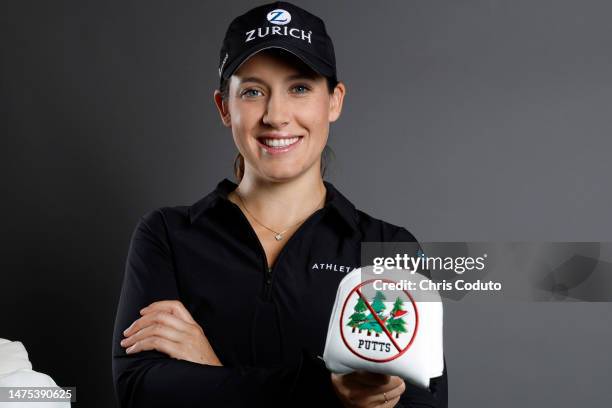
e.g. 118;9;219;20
126;346;134;354
124;323;134;335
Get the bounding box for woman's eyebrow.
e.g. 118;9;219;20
239;77;267;85
285;73;317;81
239;73;317;85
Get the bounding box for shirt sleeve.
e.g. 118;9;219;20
111;209;342;408
390;227;449;408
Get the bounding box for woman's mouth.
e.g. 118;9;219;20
256;136;303;155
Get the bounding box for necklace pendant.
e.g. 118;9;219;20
274;233;283;241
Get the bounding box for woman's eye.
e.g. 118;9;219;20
242;89;262;98
292;84;310;94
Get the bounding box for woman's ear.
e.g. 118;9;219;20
213;90;232;128
328;81;346;123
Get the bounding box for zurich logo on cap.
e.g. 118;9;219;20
267;9;291;25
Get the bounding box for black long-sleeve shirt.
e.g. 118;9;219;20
111;178;448;407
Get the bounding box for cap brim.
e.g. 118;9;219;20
222;39;335;80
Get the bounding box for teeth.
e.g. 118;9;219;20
261;137;299;148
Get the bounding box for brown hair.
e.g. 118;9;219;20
219;48;339;183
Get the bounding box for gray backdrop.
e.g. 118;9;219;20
2;0;611;406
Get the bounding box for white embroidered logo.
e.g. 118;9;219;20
311;263;356;273
245;8;311;44
218;52;228;77
266;9;291;25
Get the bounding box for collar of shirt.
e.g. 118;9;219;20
188;178;359;234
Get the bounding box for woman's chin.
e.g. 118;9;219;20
250;155;321;182
262;170;302;182
258;164;307;182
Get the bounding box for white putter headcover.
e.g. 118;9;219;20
323;266;444;389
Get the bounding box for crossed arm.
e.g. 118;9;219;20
111;211;447;407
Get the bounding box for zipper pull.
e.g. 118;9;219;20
266;267;273;284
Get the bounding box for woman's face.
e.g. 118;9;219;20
214;50;345;183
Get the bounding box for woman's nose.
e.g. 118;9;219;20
262;92;291;127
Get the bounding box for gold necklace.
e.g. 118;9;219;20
235;188;326;241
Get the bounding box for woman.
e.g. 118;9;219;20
112;2;447;407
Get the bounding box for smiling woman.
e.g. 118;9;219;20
111;2;447;408
222;50;339;183
217;48;341;187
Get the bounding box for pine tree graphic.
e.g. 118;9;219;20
348;297;367;333
386;296;408;338
346;291;410;340
357;291;387;337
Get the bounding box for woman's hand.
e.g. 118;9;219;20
120;300;222;366
331;371;406;408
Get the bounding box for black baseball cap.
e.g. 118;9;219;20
218;1;337;83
